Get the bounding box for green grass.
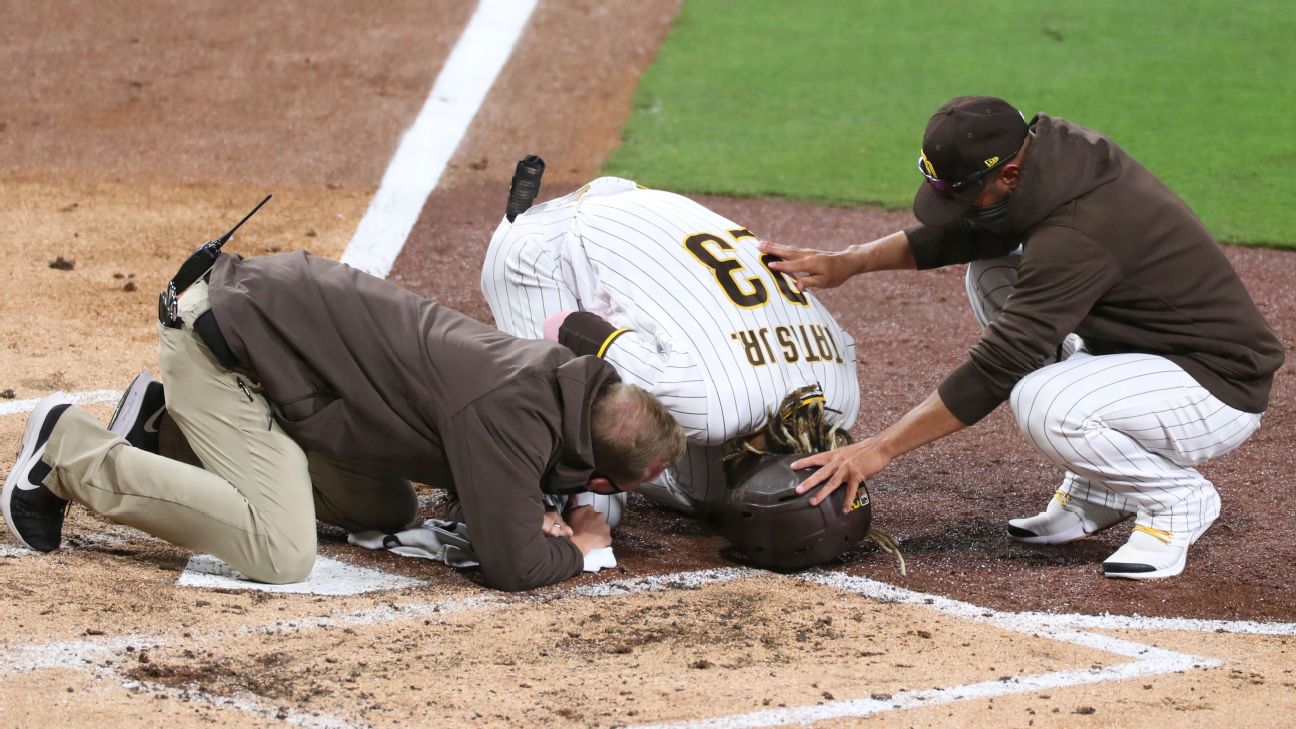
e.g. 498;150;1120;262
604;0;1296;247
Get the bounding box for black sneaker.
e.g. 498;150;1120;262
3;393;73;552
108;371;166;454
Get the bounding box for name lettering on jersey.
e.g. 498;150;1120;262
823;328;844;363
732;324;844;367
811;324;837;362
758;327;778;363
797;325;822;363
732;328;770;366
776;327;799;362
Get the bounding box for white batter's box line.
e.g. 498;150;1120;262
0;635;149;674
6;569;755;665
0;634;364;729
627;571;1223;729
0;566;1232;729
631;652;1212;729
243;566;756;637
568;567;758;598
802;571;1296;637
339;0;540;279
0;566;756;718
1019;609;1296;637
118;677;368;729
0;389;121;417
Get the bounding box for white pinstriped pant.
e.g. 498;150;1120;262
967;252;1262;539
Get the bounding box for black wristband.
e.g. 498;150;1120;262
558;312;628;358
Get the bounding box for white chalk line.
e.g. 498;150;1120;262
0;568;751;673
0;0;538;421
632;657;1205;729
0;389;121;418
0;633;363;728
240;567;754;637
4;562;1293;726
0;0;1284;716
3;4;537;719
4;566;1244;728
338;0;538;278
129;685;365;729
628;572;1227;729
0;568;750;726
804;572;1296;637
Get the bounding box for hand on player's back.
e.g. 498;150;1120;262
759;241;861;290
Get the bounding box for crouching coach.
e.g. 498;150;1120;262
5;245;684;591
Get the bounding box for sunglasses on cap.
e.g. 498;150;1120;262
917;149;1019;199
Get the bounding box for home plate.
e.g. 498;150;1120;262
178;554;424;595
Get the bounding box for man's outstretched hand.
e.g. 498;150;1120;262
760;241;864;290
790;390;969;512
760;231;918;288
791;438;893;513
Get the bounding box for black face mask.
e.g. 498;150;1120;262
965;199;1010;222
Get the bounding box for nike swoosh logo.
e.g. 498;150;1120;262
14;445;48;490
143;408;164;434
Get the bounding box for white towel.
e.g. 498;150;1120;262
583;546;617;572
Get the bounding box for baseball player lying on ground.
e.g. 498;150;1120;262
4;229;684;591
480;175;862;527
762;96;1284;580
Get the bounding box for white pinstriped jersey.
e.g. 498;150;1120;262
482;177;859;445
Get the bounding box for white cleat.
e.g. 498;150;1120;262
1103;490;1220;580
1102;526;1188;580
1008;490;1129;545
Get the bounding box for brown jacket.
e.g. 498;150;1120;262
906;115;1284;425
207;251;620;591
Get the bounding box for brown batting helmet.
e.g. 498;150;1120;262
721;453;872;571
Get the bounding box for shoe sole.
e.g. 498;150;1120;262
1103;511;1215;581
2;393;68;551
1102;555;1187;580
108;373;153;438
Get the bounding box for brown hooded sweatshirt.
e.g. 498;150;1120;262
905;114;1284;425
207;251;619;591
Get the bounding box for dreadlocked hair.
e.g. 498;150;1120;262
725;384;908;577
725;384;851;463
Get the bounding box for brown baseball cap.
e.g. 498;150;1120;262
912;96;1028;226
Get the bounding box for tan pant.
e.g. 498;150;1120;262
41;281;416;583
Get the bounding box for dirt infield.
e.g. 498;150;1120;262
3;2;1296;728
